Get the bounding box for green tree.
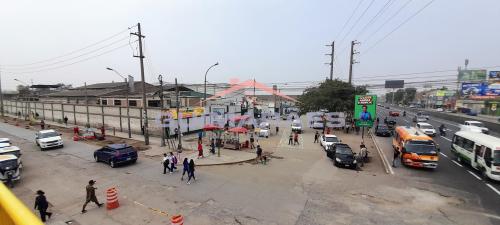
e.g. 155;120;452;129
297;79;367;114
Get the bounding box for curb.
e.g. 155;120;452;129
369;131;394;175
196;157;256;167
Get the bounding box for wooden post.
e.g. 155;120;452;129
73;104;77;125
119;107;123;132
51;103;54;121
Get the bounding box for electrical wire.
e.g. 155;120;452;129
338;0;376;46
361;0;413;44
354;0;395;39
334;0;365;40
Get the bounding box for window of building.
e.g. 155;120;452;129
129;100;137;107
101;100;108;105
114;100;122;106
148;100;160;108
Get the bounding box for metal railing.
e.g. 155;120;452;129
0;183;44;225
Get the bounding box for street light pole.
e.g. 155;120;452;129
106;67;132;138
158;75;165;147
204;62;219;125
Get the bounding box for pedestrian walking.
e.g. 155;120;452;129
197;142;204;159
174;128;179;140
288;132;293;145
250;134;255;149
294;132;299;145
210;138;216;154
63;116;68;127
34;190;52;222
314;131;319;143
275;125;279;134
392;148;400;167
81;180;103;213
326;127;331;134
162;153;170;174
181;158;189;181
256;145;263;164
40;120;45;130
169;152;177;172
198;130;203;142
187;159;196;184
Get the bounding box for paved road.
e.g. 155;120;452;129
375;106;500;224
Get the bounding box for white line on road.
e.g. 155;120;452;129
441;136;452;142
486;184;500;196
439;152;448;158
467;170;483;181
452;160;463;167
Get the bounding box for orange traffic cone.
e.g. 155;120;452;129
171;214;183;225
106;188;119;210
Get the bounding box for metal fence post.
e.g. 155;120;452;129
119;107;123;132
51;103;54;121
101;105;105;128
61;104;65;123
73;104;77;125
42;103;45;120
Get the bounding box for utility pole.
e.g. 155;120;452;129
325;41;334;80
125;76;131;138
348;40;360;84
0;69;4;117
175;78;182;151
131;22;149;145
159;75;165;147
85;82;89;126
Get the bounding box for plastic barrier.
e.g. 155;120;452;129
106;187;119;210
0;183;44;225
171;214;184;225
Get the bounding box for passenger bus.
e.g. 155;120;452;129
451;131;500;181
392;126;439;169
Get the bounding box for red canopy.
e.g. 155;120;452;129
229;127;248;133
231;115;250;122
203;124;221;131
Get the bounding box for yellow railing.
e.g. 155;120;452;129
0;182;44;225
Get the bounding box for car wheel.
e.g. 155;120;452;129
481;169;489;181
110;160;116;168
456;156;462;163
131;159;137;164
94;155;99;162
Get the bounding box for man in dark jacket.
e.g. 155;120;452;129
34;190;52;222
82;180;103;213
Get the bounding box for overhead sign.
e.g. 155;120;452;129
354;95;377;127
461;82;500;97
436;90;455;97
458;70;487;81
489;71;500;79
385;80;404;88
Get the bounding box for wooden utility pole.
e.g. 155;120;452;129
348;40;359;84
131;22;149;145
85;82;89;125
0;69;4;117
159;75;165;147
325;41;334;80
175;78;182;151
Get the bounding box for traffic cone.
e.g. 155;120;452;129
73;134;79;141
106;188;119;210
171;214;183;225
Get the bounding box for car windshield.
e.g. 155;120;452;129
0;159;17;170
377;125;388;130
39;132;59;138
325;137;338;142
420;125;433;129
493;151;500;164
292;123;301;127
336;146;352;154
469;122;484;127
405;141;437;154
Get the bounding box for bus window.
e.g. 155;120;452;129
463;139;474;152
484;148;492;167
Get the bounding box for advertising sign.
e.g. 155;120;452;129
169;107;205;119
461;82;500;97
436;90;455;97
354;95;377;127
490;71;500;79
458;70;487;81
385;80;404;88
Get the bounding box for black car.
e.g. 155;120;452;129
94;144;138;168
385;118;397;129
375;124;392;137
327;143;357;169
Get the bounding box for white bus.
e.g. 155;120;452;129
451;131;500;181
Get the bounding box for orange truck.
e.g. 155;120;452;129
392;126;439;169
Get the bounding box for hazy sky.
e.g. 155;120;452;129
1;0;499;92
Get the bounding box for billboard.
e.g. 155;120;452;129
458;70;487;81
436;90;455;97
490;71;500;79
354;95;377;127
385;80;404;88
461;82;500;97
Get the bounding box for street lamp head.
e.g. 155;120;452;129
106;67;113;71
214;62;219;66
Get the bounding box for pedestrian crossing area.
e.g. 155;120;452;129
277;129;304;149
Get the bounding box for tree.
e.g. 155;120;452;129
297;79;367;114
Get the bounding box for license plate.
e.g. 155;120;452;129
127;157;131;160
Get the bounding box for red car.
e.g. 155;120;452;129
389;111;400;117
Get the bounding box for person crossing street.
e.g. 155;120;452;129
81;180;103;213
314;131;319;143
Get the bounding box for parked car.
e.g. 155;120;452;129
375;124;391;137
320;134;341;150
94;144;138;168
0;138;11;144
416;122;436;137
312;120;324;129
281;114;288;120
385;117;397;129
460;121;489;134
291;120;302;134
389;111;400;117
0;155;21;187
258;122;270;138
327;143;357;169
35;130;64;150
385;106;390;109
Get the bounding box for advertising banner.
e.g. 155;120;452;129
490;71;500;79
461;82;500;97
169;107;205;119
354;95;377;127
458;70;487;81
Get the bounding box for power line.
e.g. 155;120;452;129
362;0;435;56
362;0;413;44
1;26;135;67
338;0;375;46
334;0;365;40
354;0;395;39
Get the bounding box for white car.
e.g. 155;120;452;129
0;138;11;144
320;134;341;150
35;130;64;150
312;120;324;129
291;120;302;134
436;108;443;112
462;121;489;134
258;122;270;138
416;122;436;137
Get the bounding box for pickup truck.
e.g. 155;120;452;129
459;120;489;134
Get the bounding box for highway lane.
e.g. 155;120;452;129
375;107;500;223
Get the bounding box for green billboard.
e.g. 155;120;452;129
354;95;377;127
458;70;487;81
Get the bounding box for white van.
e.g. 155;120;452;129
451;131;500;181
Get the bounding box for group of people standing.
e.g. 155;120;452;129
288;131;300;145
163;153;196;184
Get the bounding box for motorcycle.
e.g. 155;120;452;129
439;128;446;137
